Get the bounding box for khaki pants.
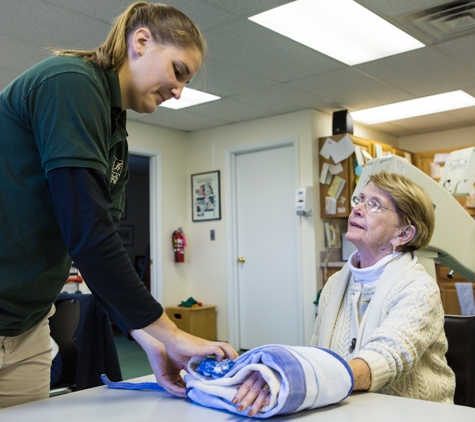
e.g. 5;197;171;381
0;306;54;408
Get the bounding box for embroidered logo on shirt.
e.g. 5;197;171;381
111;157;124;185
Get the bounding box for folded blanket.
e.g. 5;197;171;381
185;344;353;418
101;345;353;418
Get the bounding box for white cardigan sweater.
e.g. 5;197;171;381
311;252;455;403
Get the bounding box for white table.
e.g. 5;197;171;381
1;375;474;421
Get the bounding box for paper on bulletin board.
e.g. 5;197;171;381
354;146;364;167
361;149;373;162
337;196;347;214
325;196;337;215
320;138;333;160
327;135;355;164
375;144;383;158
404;152;412;164
327;175;346;199
319;163;330;184
329;163;343;175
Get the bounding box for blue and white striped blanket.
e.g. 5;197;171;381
185;344;354;418
102;344;353;418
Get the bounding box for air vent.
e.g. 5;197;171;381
398;1;475;43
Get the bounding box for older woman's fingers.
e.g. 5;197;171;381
247;388;271;418
232;371;262;404
234;372;268;413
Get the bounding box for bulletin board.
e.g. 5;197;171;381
318;134;372;219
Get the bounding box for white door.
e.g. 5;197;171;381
234;142;302;349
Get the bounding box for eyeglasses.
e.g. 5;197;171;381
351;195;395;214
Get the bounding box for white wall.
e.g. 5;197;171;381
126;120;191;307
125;111;404;347
186;110;318;344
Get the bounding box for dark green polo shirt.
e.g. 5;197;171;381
0;56;129;336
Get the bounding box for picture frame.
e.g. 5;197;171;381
119;225;134;246
191;170;221;222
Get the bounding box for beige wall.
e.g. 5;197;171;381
399;126;475;152
187;110;318;344
126;121;191;307
125;110;399;346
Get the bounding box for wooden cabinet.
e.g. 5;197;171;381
414;146;475;218
437;264;475;315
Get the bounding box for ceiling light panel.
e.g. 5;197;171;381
351;90;475;124
160;87;220;110
249;0;425;66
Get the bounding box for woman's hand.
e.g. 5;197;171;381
131;329;187;397
232;371;270;417
141;313;238;363
132;313;239;397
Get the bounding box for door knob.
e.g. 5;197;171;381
237;257;246;263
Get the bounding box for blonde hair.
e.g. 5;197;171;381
55;2;206;71
368;171;435;253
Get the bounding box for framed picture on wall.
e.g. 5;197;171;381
119;225;134;246
191;170;221;222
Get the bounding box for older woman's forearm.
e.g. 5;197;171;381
348;358;371;391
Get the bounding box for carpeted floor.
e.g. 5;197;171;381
113;333;153;380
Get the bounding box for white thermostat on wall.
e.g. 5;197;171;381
296;187;313;216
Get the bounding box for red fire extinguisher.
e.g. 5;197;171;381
172;228;186;263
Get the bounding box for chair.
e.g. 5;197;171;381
444;314;475;407
49;293;122;395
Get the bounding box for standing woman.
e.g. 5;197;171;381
0;2;237;408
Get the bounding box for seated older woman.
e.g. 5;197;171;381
233;171;455;417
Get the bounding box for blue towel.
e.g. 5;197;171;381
185;345;353;418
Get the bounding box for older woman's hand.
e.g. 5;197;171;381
232;371;271;417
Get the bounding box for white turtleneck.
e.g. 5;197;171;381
345;250;401;359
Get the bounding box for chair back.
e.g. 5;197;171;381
444;314;475;407
49;298;81;388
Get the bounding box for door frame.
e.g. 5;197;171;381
128;146;163;304
225;136;303;350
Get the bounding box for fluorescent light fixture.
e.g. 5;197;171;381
248;0;425;66
160;87;220;110
351;91;475;124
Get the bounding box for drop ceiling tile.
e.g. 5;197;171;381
41;0;133;22
0;35;51;76
289;67;412;110
189;59;278;97
185;97;275;122
204;0;293;16
446;106;475;124
232;83;339;114
365;122;419;137
0;68;20;91
356;47;475;96
386;111;467;133
355;0;448;18
204;19;345;83
130;109;229;132
0;0;109;49
435;34;475;72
